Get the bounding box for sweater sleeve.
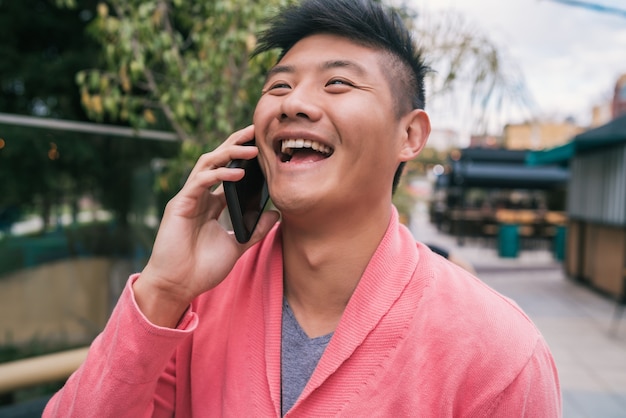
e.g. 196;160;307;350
484;336;562;417
43;275;198;418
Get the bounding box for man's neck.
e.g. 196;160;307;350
280;205;391;338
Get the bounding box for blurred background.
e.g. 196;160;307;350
0;0;625;416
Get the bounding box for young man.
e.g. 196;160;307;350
45;0;561;416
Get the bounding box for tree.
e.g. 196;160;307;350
77;0;293;145
77;1;531;145
0;0;101;120
0;0;180;234
70;0;296;195
413;9;533;135
64;0;534;225
0;0;102;229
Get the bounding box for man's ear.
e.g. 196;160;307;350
398;109;431;162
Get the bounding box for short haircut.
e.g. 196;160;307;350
252;0;429;192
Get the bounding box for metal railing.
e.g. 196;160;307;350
0;347;89;394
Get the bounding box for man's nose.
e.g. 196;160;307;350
278;84;323;122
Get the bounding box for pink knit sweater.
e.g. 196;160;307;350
44;209;561;417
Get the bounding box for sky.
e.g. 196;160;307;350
408;0;626;137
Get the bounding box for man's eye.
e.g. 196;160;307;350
269;82;291;90
326;79;352;86
262;82;291;95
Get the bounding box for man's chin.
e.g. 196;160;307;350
272;194;324;219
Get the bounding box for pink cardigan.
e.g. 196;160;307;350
45;209;561;417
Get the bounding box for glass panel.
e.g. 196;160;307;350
0;123;180;352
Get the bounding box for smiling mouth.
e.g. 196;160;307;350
279;139;334;163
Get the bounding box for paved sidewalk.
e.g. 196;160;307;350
410;207;626;418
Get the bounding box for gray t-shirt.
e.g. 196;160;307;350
281;298;333;416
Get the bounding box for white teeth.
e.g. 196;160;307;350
280;139;332;156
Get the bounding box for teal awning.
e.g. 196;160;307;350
527;114;626;165
526;142;575;166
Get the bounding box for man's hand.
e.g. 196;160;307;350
133;125;279;327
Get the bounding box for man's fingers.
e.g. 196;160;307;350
186;125;257;179
183;148;258;196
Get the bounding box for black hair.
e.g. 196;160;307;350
252;0;429;193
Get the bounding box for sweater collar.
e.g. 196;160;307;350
303;206;419;387
257;206;421;415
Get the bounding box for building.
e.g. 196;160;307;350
503;119;585;150
469;134;501;148
528;114;626;299
591;102;613;128
613;73;626;119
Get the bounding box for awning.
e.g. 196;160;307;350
455;148;528;164
526;142;575;166
449;162;569;189
527;114;626;165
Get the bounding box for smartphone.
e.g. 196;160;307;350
224;141;270;243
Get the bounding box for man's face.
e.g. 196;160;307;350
253;33;411;217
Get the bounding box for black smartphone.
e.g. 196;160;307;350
224;141;270;243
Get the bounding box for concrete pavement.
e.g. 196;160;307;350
410;206;626;417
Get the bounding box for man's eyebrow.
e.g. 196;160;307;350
265;60;367;80
265;64;295;80
321;59;366;75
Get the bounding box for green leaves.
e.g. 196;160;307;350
76;0;294;149
69;0;296;205
54;0;77;8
